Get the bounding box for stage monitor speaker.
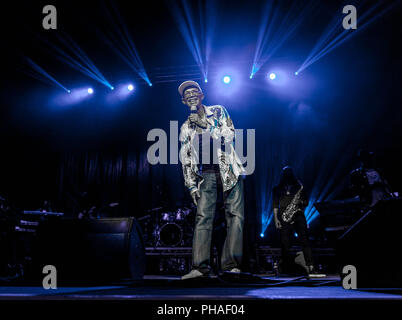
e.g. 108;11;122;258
31;217;146;282
336;198;402;288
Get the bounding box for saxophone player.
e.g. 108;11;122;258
273;166;322;277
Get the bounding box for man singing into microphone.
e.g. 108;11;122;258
178;80;245;280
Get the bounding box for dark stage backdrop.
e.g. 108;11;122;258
0;0;401;248
1;72;401;247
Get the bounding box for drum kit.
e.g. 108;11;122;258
139;205;195;247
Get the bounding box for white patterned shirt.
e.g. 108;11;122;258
179;105;245;192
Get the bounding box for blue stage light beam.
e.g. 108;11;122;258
250;0;274;79
35;31;114;89
303;134;367;224
256;145;283;236
250;0;316;78
257;137;316;235
55;32;114;89
22;56;70;93
297;1;398;74
100;1;152;87
306;1;394;68
198;0;216;82
256;112;367;229
166;0;216;82
296;6;342;75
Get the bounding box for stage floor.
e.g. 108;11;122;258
1;275;401;300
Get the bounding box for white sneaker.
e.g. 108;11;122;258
307;266;326;278
308;272;327;278
181;269;204;280
227;268;241;273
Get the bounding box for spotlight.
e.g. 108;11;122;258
294;233;298;238
249;75;253;79
204;78;208;83
149;83;153;87
87;88;94;94
260;233;264;238
294;71;298;76
111;86;114;90
128;84;134;91
269;72;276;80
223;76;231;84
67;90;71;93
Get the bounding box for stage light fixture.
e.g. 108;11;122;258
294;71;298;76
128;84;134;91
223;76;231;84
260;233;264;238
269;72;276;80
88;88;94;94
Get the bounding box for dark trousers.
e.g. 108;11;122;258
279;213;313;270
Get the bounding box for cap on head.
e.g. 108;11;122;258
281;166;295;179
178;80;202;97
357;149;374;163
282;166;293;173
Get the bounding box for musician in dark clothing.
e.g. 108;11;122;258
273;166;318;276
350;150;394;207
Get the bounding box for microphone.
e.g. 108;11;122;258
190;105;197;129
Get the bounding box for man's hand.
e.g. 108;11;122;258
190;189;200;206
275;219;282;229
188;113;198;124
273;208;281;229
188;113;207;129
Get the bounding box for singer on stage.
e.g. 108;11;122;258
178;80;245;280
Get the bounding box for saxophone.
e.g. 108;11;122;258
281;186;304;224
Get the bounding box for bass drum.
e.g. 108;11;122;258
158;223;183;247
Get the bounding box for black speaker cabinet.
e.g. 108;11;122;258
336;198;402;288
31;217;146;282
